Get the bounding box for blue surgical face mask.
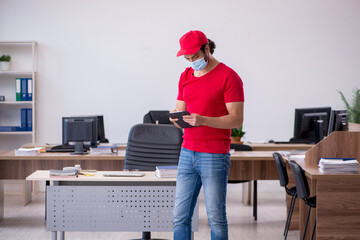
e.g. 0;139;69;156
189;57;208;71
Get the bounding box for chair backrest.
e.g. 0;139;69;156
273;152;289;187
288;160;310;199
125;123;183;171
143;110;171;124
230;143;253;151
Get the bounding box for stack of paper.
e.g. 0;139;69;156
90;145;118;155
50;169;78;178
318;158;359;173
155;166;178;178
15;147;42;156
278;150;307;157
289;155;306;162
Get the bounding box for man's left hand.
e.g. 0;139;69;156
183;113;205;126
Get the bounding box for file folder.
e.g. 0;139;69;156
21;78;28;101
0;126;21;132
27;78;32;101
26;108;32;131
21;108;27;131
15;78;21;101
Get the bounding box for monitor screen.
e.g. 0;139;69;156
62;116;98;148
292;107;331;144
327;110;348;135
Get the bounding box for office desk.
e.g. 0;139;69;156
0;150;277;181
0;150;126;212
0;150;126;179
228;151;278;180
27;170;199;240
287;132;360;240
20;142;314;153
0;150;277;222
294;160;360;240
247;143;313;151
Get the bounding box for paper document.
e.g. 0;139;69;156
289;155;305;162
318;158;359;173
278;150;307;157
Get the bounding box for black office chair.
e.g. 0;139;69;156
125;123;183;240
143;110;172;124
288;160;317;240
273;152;297;240
230;143;252;151
229;144;258;220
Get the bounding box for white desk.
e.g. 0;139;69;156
27;170;199;240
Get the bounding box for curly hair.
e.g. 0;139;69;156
200;39;216;55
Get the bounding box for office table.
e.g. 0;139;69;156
293;160;360;240
20;142;314;152
26;170;199;240
247;143;313;151
285;132;360;240
228;151;278;180
0;150;278;222
0;150;278;181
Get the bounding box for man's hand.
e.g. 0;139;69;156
169;109;182;128
183;113;205;127
180;102;244;129
170;100;190;128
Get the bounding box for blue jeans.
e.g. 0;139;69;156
173;147;231;240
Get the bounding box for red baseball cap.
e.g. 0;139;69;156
176;30;208;57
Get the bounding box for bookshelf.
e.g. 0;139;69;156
0;41;37;146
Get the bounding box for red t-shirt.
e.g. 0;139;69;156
177;63;245;154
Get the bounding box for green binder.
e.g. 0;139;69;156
15;78;21;101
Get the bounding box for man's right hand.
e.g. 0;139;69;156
169;109;181;128
171;101;187;128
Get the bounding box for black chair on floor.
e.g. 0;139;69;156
273;152;297;240
288;160;317;240
143;110;172;124
229;143;258;220
125;123;183;240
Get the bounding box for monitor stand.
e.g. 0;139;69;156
314;119;324;144
71;142;89;155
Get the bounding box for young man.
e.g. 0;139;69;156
171;30;244;240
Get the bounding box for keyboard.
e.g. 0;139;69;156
46;144;91;153
273;141;292;144
272;140;311;144
46;145;75;153
103;171;145;177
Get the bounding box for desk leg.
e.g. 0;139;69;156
51;231;57;240
59;231;65;240
242;182;251;205
0;181;4;221
45;181;49;222
23;180;32;206
253;180;257;221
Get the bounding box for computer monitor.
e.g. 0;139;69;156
70;115;109;143
96;115;109;143
292;107;331;144
62;116;98;154
327;110;348;135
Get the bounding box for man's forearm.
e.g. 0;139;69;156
201;114;243;129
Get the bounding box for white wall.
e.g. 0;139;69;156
0;0;359;147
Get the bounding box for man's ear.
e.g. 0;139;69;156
205;44;210;55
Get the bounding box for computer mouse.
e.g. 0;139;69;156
268;139;275;143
